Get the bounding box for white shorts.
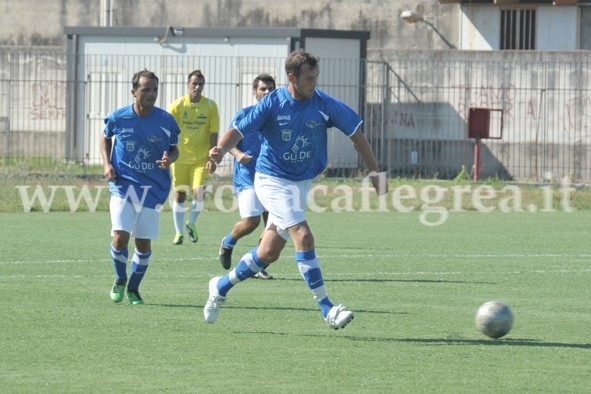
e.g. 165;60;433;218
109;196;160;239
237;187;265;218
254;173;310;239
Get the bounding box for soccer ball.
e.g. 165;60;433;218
475;300;513;339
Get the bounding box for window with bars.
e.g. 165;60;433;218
500;9;536;50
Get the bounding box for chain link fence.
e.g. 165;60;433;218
1;46;590;182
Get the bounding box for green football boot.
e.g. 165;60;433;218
173;233;184;245
110;279;126;303
186;223;199;243
127;289;144;305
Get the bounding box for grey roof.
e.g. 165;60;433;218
64;26;370;40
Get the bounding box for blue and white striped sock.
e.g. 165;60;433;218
296;250;333;317
128;250;151;291
110;244;128;282
217;247;264;296
222;233;237;249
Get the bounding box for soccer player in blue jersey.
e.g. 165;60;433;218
205;49;387;329
218;73;275;280
100;69;180;305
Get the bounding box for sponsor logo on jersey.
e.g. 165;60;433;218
283;133;311;162
277;115;291;126
306;119;321;128
127;146;155;172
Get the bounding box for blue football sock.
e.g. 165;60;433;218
222;233;237;249
127;250;151;291
296;250;333;317
110;244;128;282
218;247;265;296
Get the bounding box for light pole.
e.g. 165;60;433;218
400;10;456;49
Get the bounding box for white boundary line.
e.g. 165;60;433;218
2;253;591;265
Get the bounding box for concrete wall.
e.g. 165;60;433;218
364;50;591;180
0;0;459;53
0;0;449;48
3;1;589;52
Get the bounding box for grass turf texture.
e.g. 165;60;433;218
1;209;590;392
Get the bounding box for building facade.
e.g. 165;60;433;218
2;0;590;52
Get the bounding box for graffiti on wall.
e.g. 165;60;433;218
30;82;66;121
564;94;591;138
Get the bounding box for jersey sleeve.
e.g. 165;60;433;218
326;95;363;137
236;99;269;137
103;113;115;138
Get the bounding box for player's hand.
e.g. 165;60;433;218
103;163;116;182
157;151;171;169
206;160;217;174
209;146;224;164
236;153;253;164
369;171;388;196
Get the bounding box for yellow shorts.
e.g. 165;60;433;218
171;161;209;191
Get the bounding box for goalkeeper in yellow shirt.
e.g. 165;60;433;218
168;69;220;245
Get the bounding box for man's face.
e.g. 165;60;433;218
254;80;275;102
132;76;158;108
290;64;319;100
187;74;205;100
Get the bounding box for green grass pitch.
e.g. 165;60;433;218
1;209;590;392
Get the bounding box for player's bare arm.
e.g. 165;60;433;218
99;136;116;181
349;130;388;195
209;127;243;163
156;146;179;169
230;147;253;164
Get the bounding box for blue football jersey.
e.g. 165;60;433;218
104;105;180;209
229;105;262;192
235;87;363;181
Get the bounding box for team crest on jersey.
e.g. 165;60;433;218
282;129;292;141
125;140;136;152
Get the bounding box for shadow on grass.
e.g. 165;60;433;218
343;336;591;350
270;277;490;285
149;303;404;316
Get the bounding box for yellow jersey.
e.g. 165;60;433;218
168;95;219;164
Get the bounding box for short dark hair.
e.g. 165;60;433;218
285;49;319;78
132;69;158;89
252;73;276;90
187;69;204;82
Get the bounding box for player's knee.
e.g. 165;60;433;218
259;248;281;264
175;191;187;203
298;233;315;250
289;226;315;250
112;231;130;249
